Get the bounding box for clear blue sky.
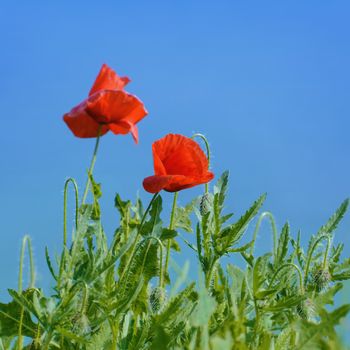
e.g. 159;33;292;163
1;0;349;313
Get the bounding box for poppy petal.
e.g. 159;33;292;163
108;121;139;143
63;101;109;138
88;64;130;96
86;90;148;126
153;134;209;177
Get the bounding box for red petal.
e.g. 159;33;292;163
88;64;130;96
108;121;139;143
63;101;109;138
152;134;209;177
86;90;148;126
143;172;214;193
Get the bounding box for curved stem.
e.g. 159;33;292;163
18;235;35;293
322;236;331;269
164;192;178;280
192;133;211;193
63;178;79;247
119;193;159;281
250;211;278;261
268;263;304;293
81;129;102;205
74;281;89;314
304;235;332;286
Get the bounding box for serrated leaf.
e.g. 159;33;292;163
276;222;290;265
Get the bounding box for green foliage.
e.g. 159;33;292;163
1;172;350;349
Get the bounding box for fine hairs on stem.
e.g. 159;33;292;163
18;235;35;350
58;178;79;290
250;211;278;262
81;127;102;206
304;234;332;286
164;191;178;284
268;263;304;293
192;133;211;193
119;193;159;282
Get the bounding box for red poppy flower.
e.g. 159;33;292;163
63;64;147;143
143;134;214;193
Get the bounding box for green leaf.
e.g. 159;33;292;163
140;196;163;237
160;228;177;240
0;293;37;338
217;194;266;255
276;222;290;265
174;198;197;232
317;198;349;236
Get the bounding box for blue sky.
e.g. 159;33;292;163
1;0;349;318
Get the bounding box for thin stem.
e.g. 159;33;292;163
268;263;304;293
119;193;159;281
164;192;178;281
192;133;211;193
304;235;332;286
250;211;278;261
323;236;331;269
63;178;79;247
17;308;24;350
81;129;102;205
42;330;53;350
18;235;35;293
58;178;80;290
205;257;218;289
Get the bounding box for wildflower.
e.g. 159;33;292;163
143;134;214;193
63;64;147;143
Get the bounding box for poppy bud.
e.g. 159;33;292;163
150;286;167;313
296;298;316;321
312;268;331;292
72;313;91;335
200;193;212;216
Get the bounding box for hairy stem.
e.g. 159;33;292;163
63;177;79;247
81;128;102;205
192;133;211;193
164;192;178;281
250;211;278;262
58;178;79;290
304;235;332;286
268;263;304;293
119;193;159;282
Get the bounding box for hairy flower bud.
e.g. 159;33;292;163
296;298;316;321
200;193;212;216
312;268;331;292
150;286;167;313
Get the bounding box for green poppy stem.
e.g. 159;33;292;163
250;211;278;262
81;128;102;205
164;192;178;285
192;133;211;193
268;263;304;294
304;235;332;286
18;235;35;350
119;193;159;282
